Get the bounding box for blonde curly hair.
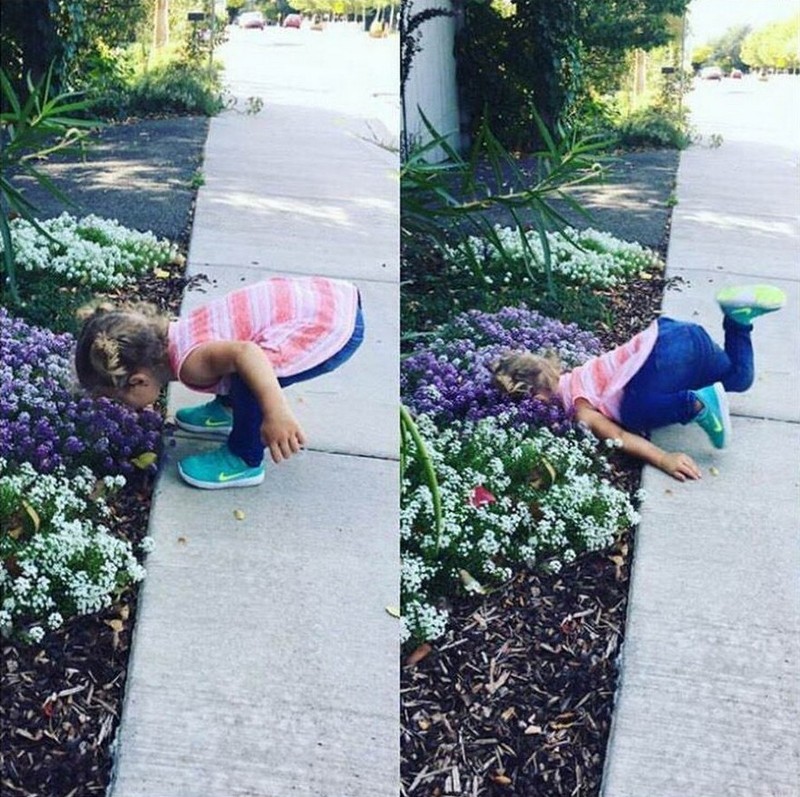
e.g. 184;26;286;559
74;300;171;392
489;350;562;398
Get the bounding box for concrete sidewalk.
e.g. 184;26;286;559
108;31;399;797
603;79;800;795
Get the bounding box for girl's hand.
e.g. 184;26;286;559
659;451;702;482
261;409;307;464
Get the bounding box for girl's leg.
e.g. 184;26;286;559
227;374;265;467
720;316;754;392
619;317;735;432
226;303;365;465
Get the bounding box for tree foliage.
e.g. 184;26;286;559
456;0;690;150
741;14;800;71
691;24;751;71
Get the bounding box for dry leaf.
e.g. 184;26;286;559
406;643;432;667
21;499;41;533
709;466;719;476
459;568;486;594
130;452;157;469
154;268;171;279
105;619;124;633
524;724;543;735
233;509;246;521
491;773;512;786
385;605;400;618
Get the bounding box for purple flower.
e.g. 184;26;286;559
0;308;163;476
402;305;602;433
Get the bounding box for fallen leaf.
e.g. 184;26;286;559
405;643;432;667
154;268;171;279
524;724;543;735
105;619;124;633
417;718;431;730
491;773;512;786
385;605;400;618
21;500;41;533
459;568;487;594
130;452;157;469
233;509;246;521
709;466;719;476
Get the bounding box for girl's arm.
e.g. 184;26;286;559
180;341;306;463
573;398;702;482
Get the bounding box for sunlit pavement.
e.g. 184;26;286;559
603;77;800;797
219;23;399;144
108;20;399;797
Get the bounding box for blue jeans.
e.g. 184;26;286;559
226;302;365;465
619;316;754;433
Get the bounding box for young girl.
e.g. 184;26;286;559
490;285;785;482
75;276;364;489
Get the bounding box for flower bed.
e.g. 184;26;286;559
400;305;641;645
0;461;151;642
0;308;162;477
402;306;601;430
446;225;663;289
1;213;175;290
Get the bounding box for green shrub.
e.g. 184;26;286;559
126;61;225;117
615;108;691;150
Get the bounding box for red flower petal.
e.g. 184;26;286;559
469;485;496;508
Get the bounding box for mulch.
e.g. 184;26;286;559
400;273;678;797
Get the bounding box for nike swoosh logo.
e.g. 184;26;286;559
712;417;723;432
204;419;231;427
218;470;251;482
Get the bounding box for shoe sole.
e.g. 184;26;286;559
716;284;786;311
174;417;232;436
177;465;265;489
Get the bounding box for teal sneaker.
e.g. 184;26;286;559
175;397;232;436
178;444;265;489
694;383;731;449
716;284;786;325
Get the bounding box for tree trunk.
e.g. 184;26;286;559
154;0;169;49
633;48;647;101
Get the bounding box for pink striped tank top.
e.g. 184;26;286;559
557;320;659;422
168;276;359;394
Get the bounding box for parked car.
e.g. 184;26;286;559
238;11;265;29
730;69;743;79
283;13;302;28
700;66;723;81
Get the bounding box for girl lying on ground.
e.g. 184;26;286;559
75;276;364;489
490;285;785;482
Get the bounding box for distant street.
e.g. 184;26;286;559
687;73;800;148
217;22;399;140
